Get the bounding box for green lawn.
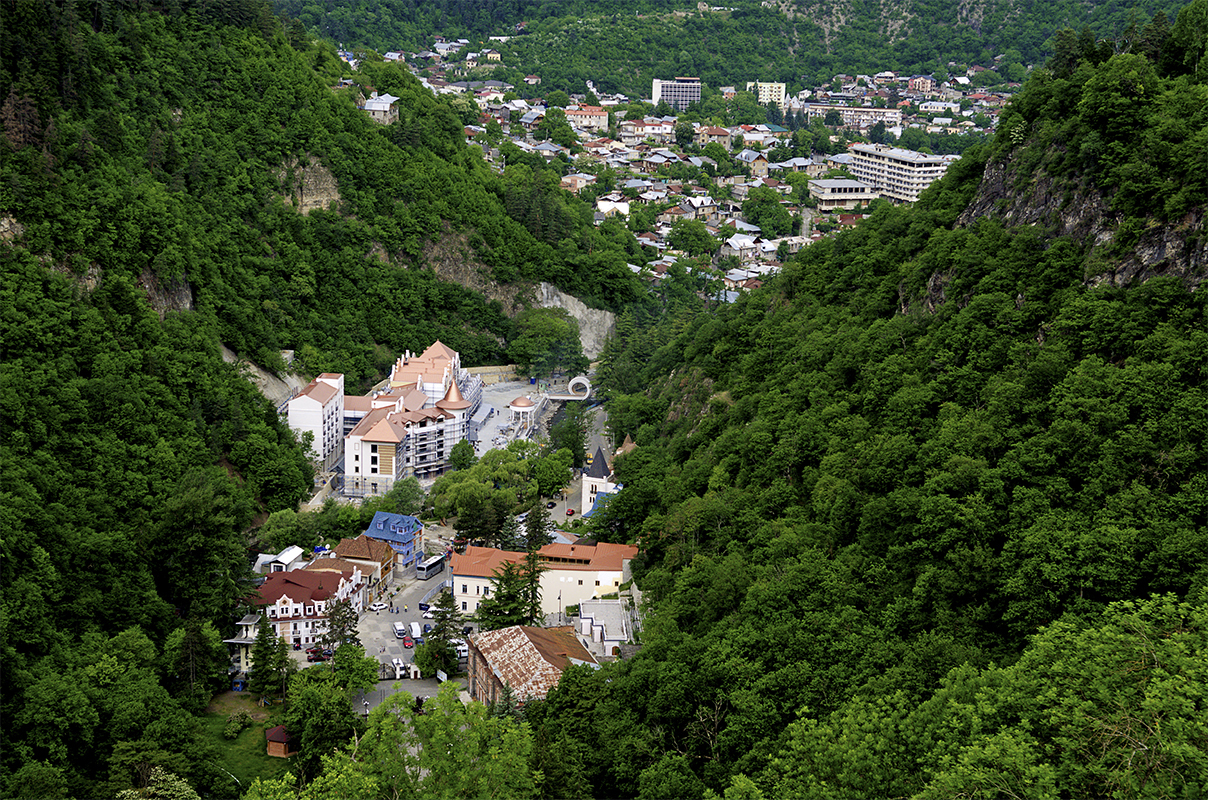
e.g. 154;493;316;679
199;698;296;794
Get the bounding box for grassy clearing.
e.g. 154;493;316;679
199;694;296;792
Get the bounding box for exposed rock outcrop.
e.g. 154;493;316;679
422;230;530;316
220;345;307;408
537;282;615;359
275;154;340;214
958;153;1206;291
138;267;193;319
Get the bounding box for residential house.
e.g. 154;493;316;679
908;75;937;94
578;599;633;657
565;105;608;131
361;512;424;570
483;49;501;62
720;233;760;261
560;173;597;194
524;74;541;85
223;613;263;675
255;566;364;648
450;541;639;617
254;545;308;575
696;125;731;149
467;625;598;704
735;149;769;177
335;533;398;594
362;92;400;125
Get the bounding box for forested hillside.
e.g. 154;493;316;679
529;9;1206;797
276;0;1194;93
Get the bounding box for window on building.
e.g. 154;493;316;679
595;581;600;586
462;602;467;611
462;584;467;593
578;580;583;585
484;587;490;596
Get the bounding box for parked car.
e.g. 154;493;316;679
423;624;432;634
321;649;333;657
566;508;575;516
418;603;430;611
402;635;414;648
546;501;557;509
368;601;387;612
306;653;327;662
306;647;322;654
462;626;473;636
422;610;435;619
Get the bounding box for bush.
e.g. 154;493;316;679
224;710;253;739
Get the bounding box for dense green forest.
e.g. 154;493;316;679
2;0;1207;798
273;0;1194;94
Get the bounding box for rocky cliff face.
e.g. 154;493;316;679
138;267;194;319
275;154;341;214
957;153;1207;291
537;282;616;360
422;230;530;316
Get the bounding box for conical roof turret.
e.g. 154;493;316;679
436;379;471;410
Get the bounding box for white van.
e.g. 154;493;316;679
410;621;423;640
393;621;407;639
451;638;469;659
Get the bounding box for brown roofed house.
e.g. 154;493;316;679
467;625;597;705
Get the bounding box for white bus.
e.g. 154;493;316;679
416;553;445;580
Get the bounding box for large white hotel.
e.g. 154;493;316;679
848;143;954;204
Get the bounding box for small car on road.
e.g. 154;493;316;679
402;634;414;648
368;601;387;612
566;508;575;516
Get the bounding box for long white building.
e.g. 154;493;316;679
848;143;953;203
286;373;345;470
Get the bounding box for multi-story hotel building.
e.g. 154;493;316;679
652;77;701;111
849;143;952;203
283;340;482;498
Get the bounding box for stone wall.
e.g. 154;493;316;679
536;282;616;360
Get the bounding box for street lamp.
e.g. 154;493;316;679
363;699;370;718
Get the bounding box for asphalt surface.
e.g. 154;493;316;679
291;571;470;714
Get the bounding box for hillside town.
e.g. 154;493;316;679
339;40;1003;297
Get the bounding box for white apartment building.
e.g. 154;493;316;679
652;77;701;111
805;105;902;129
849;143;953;203
450;542;638;618
746;81;787;110
286;373;345;470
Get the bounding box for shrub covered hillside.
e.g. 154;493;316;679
534;12;1206;799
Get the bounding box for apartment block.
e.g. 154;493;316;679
652;77;701;111
805;105;902;129
746;81;787;110
286;373;345;471
849;143;952;203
